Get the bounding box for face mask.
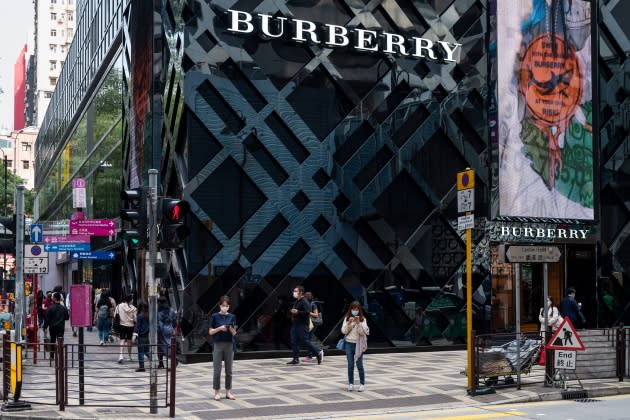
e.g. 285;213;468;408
351;310;359;317
220;306;229;313
547;300;552;306
293;292;299;299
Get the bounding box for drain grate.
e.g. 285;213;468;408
561;389;587;400
574;398;600;403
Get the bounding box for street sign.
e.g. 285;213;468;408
69;219;117;237
457;169;475;190
70;251;116;260
30;224;43;244
72;178;87;208
505;245;562;263
457;214;474;231
457;189;475;213
547;318;585;351
43;234;90;244
24;258;48;274
25;245;48;259
554;350;577;370
44;243;91;252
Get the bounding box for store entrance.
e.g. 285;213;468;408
490;245;564;332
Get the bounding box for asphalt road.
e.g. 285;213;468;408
336;394;630;420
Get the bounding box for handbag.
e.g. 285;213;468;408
112;306;121;333
538;345;546;366
308;317;314;332
336;338;346;350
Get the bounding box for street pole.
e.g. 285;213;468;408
14;186;24;343
148;169;158;414
2;154;6;299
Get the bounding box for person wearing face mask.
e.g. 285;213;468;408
341;301;369;392
287;286;324;365
209;296;237;401
538;296;562;339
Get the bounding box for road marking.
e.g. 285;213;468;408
425;412;528;420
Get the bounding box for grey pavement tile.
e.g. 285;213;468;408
369;388;415;397
313;392;355;401
238;397;285;406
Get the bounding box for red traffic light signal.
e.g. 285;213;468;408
159;198;191;249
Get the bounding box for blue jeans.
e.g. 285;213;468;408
290;324;320;359
96;318;112;342
137;335;151;368
345;342;365;385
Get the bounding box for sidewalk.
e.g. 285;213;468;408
3;328;630;419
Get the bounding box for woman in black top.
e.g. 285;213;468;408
208;296;237;401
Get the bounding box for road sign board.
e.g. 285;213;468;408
25;245;48;259
457;189;475;213
554;350;577;370
72;178;87;208
43;234;90;244
547;318;585;351
457;169;475;191
505;245;562;263
69;219;117;237
24;257;48;274
457;214;474;230
30;224;43;243
44;243;91;252
70;251;116;260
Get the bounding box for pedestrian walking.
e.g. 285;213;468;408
157;296;176;368
116;294;137;363
95;292;113;345
286;286;323;365
36;290;45;328
42;292;69;359
538;296;562;340
302;291;322;362
208;296;237;401
341;301;369;392
560;287;584;327
134;301;150;372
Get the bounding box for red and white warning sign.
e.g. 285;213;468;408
546;318;585;351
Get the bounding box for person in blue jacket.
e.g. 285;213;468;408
209;296;237;401
560;287;581;327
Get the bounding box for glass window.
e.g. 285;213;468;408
22;161;29;170
50;77;57;86
6;161;12;168
50;29;57;37
21;143;32;152
67;12;73;21
68;0;72;4
49;44;57;53
49;61;57;71
51;12;57;20
67;28;73;37
50;0;56;4
44;92;52;99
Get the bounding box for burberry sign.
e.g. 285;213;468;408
226;10;462;63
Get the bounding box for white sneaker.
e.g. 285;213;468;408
118;356;123;364
347;384;353;392
99;340;104;345
358;385;365;392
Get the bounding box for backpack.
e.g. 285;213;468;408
311;302;323;326
98;305;109;320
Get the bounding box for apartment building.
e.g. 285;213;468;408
33;0;76;127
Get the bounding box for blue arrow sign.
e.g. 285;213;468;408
44;243;91;252
30;224;43;243
70;251;116;260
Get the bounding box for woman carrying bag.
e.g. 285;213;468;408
340;301;369;392
538;296;562;366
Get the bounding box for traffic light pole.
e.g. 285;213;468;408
148;169;158;414
14;186;24;343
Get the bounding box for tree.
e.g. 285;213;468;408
0;159;34;216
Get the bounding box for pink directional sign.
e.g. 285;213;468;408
69;219;117;237
44;234;91;244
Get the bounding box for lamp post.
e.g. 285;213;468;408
0;149;6;299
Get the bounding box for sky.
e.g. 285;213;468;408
0;0;34;131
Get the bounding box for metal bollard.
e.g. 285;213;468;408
169;335;176;418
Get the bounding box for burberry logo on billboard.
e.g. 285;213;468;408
500;227;590;240
226;10;462;63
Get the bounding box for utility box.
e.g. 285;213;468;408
70;284;93;328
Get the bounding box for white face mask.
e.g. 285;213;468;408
293;292;299;299
351;310;359;317
220;306;229;313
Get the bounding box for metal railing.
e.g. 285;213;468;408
2;334;177;417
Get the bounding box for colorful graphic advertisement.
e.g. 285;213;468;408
496;0;593;219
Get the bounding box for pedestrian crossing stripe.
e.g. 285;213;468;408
546;317;585;351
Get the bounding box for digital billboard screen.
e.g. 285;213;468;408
496;0;593;220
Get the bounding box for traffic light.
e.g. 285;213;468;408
159;198;191;249
120;187;147;249
0;215;16;255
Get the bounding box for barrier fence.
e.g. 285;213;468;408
1;333;177;416
472;327;630;395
